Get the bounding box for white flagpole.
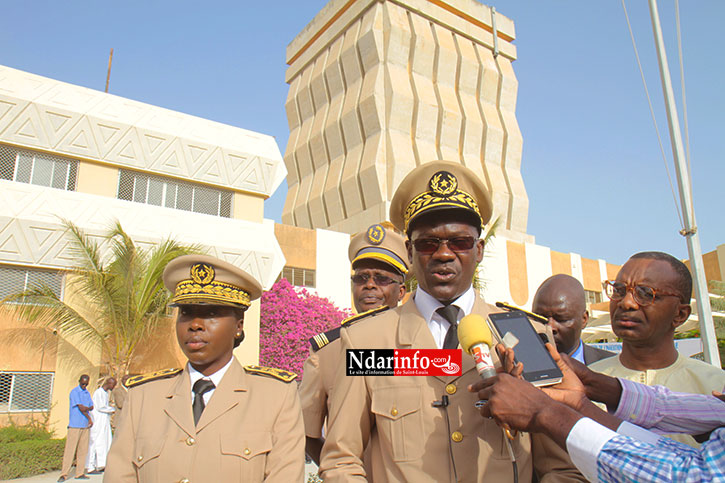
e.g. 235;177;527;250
648;0;720;366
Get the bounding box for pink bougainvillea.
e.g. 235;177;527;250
259;278;352;377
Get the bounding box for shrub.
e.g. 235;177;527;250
260;278;351;377
0;420;53;443
0;438;65;479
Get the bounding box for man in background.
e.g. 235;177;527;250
58;374;93;482
590;251;725;446
300;222;409;464
86;377;116;474
533;274;614;365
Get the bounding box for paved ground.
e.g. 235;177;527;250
1;463;320;482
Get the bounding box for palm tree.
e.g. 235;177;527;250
1;220;201;379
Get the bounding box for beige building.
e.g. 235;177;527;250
282;0;530;242
0;65;287;433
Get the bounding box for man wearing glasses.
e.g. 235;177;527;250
320;161;583;482
299;223;409;464
590;251;725;447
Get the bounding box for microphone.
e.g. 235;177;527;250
459;313;519;480
458;314;496;379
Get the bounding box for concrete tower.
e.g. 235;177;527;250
283;0;530;241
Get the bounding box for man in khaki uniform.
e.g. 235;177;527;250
105;255;305;482
320;161;586;482
300;223;409;463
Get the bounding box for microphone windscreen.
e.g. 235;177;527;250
457;314;494;354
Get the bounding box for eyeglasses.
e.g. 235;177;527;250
412;236;477;255
351;273;401;286
602;280;682;306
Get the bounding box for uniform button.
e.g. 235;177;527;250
186;437;195;446
244;448;251;455
451;431;463;442
391;407;399;416
179;479;190;483
137;455;143;462
445;384;457;394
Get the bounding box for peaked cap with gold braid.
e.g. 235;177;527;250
348;223;409;276
163;254;262;308
390;161;493;234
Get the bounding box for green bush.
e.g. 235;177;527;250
0;423;53;443
0;438;65;479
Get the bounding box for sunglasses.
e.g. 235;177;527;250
412;236;477;255
602;280;682;306
351;273;401;286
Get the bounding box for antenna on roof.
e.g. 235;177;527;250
105;48;114;93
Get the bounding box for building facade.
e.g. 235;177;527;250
0;65;287;433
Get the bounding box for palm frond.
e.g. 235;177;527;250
1;285;105;352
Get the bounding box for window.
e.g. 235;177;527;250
117;169;232;217
0;372;54;412
0;143;78;190
278;267;316;288
0;265;64;303
585;290;603;305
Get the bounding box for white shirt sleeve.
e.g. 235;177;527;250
566;417;618;482
617;421;661;445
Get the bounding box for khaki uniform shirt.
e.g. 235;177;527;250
104;359;305;482
299;339;342;438
320;295;586;482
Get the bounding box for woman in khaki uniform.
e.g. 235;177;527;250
104;255;305;482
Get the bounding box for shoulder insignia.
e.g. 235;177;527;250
495;301;549;325
244;365;297;383
126;368;182;388
341;305;390;327
309;327;341;352
309;306;391;352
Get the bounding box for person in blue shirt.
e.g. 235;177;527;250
58;374;94;482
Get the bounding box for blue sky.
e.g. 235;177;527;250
1;1;722;267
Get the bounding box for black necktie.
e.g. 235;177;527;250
192;379;215;426
437;305;460;350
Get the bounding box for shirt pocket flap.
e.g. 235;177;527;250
371;386;421;421
132;438;164;468
221;431;273;460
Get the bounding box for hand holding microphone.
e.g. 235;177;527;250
459;314;519;476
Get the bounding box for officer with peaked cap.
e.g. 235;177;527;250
105;255;304;482
320;162;585;482
300;223;409;465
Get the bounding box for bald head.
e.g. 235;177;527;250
532;274;588;355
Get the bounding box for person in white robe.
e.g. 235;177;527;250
85;377;116;474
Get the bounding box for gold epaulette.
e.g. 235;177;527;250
309;306;390;352
310;327;341;352
244;365;297;383
126;368;183;388
495;301;549;324
341;305;389;327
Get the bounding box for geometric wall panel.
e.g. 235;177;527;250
0;65;286;198
0;180;285;289
283;0;530;239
